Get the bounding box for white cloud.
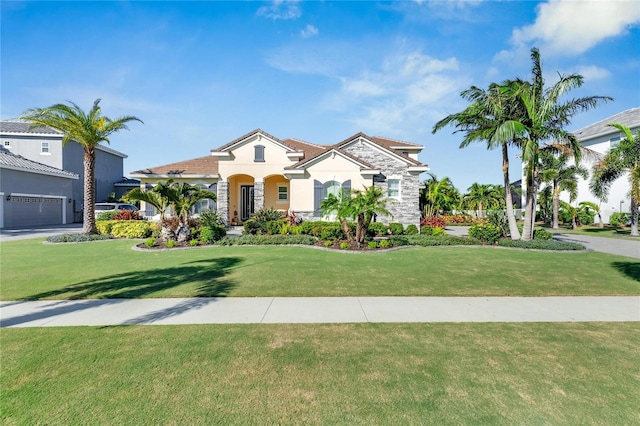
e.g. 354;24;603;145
511;0;640;56
572;65;611;81
257;0;301;21
300;24;318;38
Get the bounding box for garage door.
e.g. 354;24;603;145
8;196;63;227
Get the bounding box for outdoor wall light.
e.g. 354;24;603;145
68;198;73;203
6;195;10;201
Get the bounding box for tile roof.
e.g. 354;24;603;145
212;128;288;153
131;155;219;176
284;147;378;170
0;146;78;178
332;132;427;167
573;107;640;142
0;121;63;135
114;177;141;186
280;138;328;159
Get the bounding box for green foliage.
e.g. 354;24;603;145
166;239;176;248
367;222;389;237
46;233;113;243
252;207;285;223
486;210;509;237
110;221;153;239
367;241;378;249
533;229;553;240
266;219;287;235
468;223;502;244
340;242;349;250
200;225;227;244
406;235;481;246
190;239;199;246
497;239;585;250
96;220;116;235
299;221;346;240
405;224;419;235
609;212;630;227
578;208;595;226
324;240;333;247
379;240;390;248
389;223;404;235
389;235;409;246
198;209;227;228
243;219;264;235
215;235;316;246
96;210;118;221
144;237;156;248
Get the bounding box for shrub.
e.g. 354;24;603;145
405;224;419;235
190;239;199;246
96;220;116;235
379;240;390;248
367;241;378;249
367;222;388;237
533;229;553;240
468;223;502;244
299;221;346;240
340;242;349;250
200;225;227;244
497;239;585;251
166;239;176;248
405;235;480;246
421;226;446;236
96;211;118;221
199;209;227;227
389;222;404;235
389;235;409;246
243;219;263;235
46;233;112;243
110;221;153;238
486;210;508;237
441;214;472;225
215;235;316;246
609;212;630;227
114;210;140;221
421;216;447;229
145;237;156;248
252;207;284;223
324;240;332;247
151;222;162;238
266;219;286;235
578;209;595;226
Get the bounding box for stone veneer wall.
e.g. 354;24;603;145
217;182;229;225
253;181;264;211
341;143;421;227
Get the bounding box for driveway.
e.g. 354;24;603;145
0;224;83;242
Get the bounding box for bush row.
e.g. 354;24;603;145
96;220;156;238
46;233;113;243
215;235;316;246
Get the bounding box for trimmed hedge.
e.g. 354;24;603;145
215;235;317;246
497;239;585;251
200;225;227;244
406;235;481;246
468;223;502;244
96;220;153;238
46;233;113;243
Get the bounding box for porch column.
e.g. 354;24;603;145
254;179;264;211
217;181;229;225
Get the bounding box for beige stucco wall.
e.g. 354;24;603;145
217;135;298;180
264;175;289;211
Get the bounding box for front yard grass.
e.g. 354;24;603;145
549;224;635;239
1;238;638;300
2;323;639;424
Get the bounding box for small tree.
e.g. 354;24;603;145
320;186;390;248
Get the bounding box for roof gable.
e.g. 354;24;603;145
212;129;297;154
285;147;377;171
573;107;640;142
336;133;425;167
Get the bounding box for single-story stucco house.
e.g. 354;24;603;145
131;129;428;227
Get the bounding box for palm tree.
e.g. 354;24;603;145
122;187;171;220
494;48;611;240
320;185;390;248
537;185;553;224
559;201;579;230
433;83;523;240
579;201;604;228
590;124;639;237
464;183;502;216
420;173;461;217
19;99;142;234
539;151;588;229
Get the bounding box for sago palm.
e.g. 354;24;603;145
19;99;142;234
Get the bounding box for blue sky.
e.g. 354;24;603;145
2;0;639;191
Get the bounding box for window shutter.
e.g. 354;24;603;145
342;180;351;197
314;180;323;217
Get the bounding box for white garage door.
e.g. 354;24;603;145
9;196;63;227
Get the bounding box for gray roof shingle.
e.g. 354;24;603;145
0;146;78;178
573;107;640;142
0;121;63;135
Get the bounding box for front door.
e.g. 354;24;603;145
240;185;255;221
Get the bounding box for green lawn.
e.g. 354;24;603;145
2;323;638;425
548;224;636;239
1;238;638;300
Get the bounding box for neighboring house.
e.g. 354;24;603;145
562;107;640;223
0;121;128;222
131;129;428;226
0;146;78;228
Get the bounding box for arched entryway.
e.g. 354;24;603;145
227;174;255;224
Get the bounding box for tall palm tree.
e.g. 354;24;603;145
590;124;639;237
464;183;502;216
494;48;611;240
579;201;603;228
433;83;523;239
539;151;588;229
19;99;142;234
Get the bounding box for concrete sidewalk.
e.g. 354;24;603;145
1;296;638;328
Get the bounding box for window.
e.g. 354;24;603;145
388;179;400;198
323;181;342;199
610;136;620;148
277;185;288;202
41;142;50;153
254;145;265;162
